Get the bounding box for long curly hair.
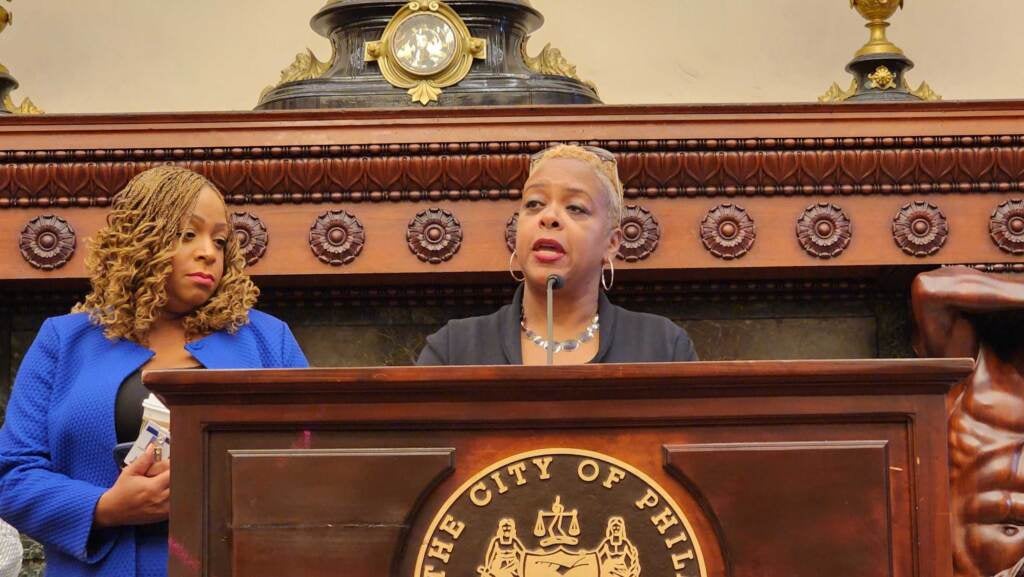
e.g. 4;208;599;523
73;166;258;343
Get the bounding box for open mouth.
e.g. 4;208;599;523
531;238;566;263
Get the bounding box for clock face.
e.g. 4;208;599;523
391;12;458;76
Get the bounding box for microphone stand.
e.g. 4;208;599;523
545;274;564;366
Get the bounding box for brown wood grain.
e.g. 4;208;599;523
149;360;966;577
2;102;1023;283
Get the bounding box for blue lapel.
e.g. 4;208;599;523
187;330;256;369
77;335;153;477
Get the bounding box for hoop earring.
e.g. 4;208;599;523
602;259;615;291
509;250;525;282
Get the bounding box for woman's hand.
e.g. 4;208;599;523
94;444;170;527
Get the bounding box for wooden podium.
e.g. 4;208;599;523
147;360;971;577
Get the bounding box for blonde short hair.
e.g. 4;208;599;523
529;144;624;228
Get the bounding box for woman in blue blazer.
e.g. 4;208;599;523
0;166;308;577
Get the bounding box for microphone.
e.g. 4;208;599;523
545;274;564;366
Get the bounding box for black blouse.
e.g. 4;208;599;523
417;286;698;366
114;369;148;444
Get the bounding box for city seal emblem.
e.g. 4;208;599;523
414;449;706;577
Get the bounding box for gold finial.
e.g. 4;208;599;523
0;0;43;114
850;0;904;57
0;3;11;36
1;1;12;70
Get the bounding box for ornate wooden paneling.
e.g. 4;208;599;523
1;102;1022;283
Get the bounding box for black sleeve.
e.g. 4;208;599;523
672;329;699;362
416;324;450;366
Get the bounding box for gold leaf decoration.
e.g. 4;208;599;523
818;79;857;103
3;94;43;114
521;37;597;94
904;78;941;101
258;47;334;103
408;81;443;105
867;65;896;90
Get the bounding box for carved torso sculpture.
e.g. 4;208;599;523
912;267;1024;577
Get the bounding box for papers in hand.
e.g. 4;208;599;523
123;393;171;466
123;420;171;465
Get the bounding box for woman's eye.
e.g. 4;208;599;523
524;200;543;210
214;238;228;249
568;205;588;215
180;230;196;241
1003;525;1020;537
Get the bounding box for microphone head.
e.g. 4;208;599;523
546;274;565;290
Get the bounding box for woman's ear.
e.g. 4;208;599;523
605;226;623;263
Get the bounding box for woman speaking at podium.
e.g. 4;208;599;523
0;167;307;577
418;145;698;366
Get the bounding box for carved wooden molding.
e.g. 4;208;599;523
309;210;364;266
617;205;660;262
989;199;1024;255
505;212;518;253
19;214;75;270
406;208;462;264
796;203;852;259
892;201;948;257
701;204;755;260
0;277;899;313
230;212;269;267
949;263;1024;274
2;135;1024;208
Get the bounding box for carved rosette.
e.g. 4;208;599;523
700;204;755;260
309;210;365;266
230;212;269;267
505;212;518;253
892;201;948;257
407;208;463;264
989;199;1024;255
796;203;852;259
617;205;660;262
19;215;75;270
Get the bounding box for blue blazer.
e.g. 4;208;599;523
0;310;308;577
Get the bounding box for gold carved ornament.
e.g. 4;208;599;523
257;46;334;104
364;1;486;105
903;77;940;101
818;80;858;103
867;65;896;90
0;0;42;114
521;37;598;95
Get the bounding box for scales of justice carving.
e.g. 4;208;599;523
477;496;641;577
416;450;702;577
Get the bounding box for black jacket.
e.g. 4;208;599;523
417;286;698;365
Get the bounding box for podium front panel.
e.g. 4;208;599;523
148;361;967;577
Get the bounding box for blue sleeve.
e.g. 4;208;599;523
0;319;116;563
280;323;309;368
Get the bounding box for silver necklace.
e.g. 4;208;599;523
520;312;600;353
